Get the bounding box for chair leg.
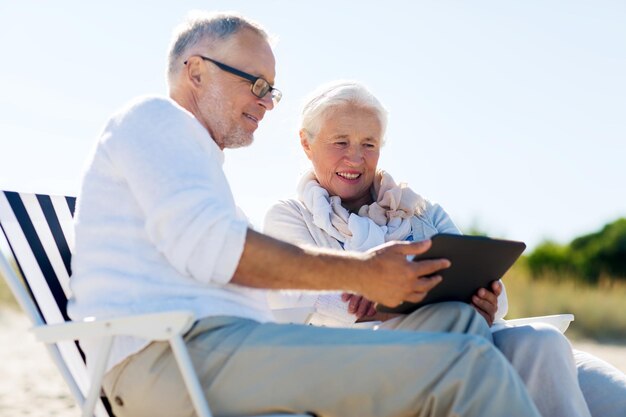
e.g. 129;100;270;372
42;342;87;410
170;335;214;417
82;337;113;417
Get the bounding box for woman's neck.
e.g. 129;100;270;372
342;192;375;213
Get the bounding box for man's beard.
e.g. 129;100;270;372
223;123;253;149
204;87;254;149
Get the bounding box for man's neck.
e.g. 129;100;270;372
170;90;224;150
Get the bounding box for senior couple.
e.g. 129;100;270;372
68;10;626;417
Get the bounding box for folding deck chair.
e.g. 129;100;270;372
0;189;574;417
0;190;311;417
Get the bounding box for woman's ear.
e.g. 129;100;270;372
299;130;313;160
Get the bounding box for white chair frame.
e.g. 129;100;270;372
0;190;310;417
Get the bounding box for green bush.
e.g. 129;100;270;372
525;241;575;279
505;263;626;342
571;218;626;281
527;218;626;283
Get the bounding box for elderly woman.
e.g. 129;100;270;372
264;81;626;417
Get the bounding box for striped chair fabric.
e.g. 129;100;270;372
0;191;113;417
0;190;311;417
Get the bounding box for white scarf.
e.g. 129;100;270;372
297;170;426;251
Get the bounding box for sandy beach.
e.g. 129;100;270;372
1;307;625;416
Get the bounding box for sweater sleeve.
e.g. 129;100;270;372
428;201;509;322
100;98;248;285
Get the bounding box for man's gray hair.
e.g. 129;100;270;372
300;80;389;144
167;11;270;86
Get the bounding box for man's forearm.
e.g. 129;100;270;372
231;228;365;294
231;229;448;309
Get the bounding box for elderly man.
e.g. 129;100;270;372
68;11;540;417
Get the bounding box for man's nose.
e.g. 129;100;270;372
258;92;274;110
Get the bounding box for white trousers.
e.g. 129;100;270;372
493;323;592;417
389;310;626;417
493;323;626;417
575;348;626;417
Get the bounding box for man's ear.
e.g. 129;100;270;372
299;130;313;160
185;56;204;85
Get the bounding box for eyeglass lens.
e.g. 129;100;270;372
252;79;281;103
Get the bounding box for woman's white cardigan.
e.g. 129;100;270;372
264;198;508;325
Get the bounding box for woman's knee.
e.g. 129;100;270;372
494;323;571;357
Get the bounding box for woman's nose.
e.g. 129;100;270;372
345;146;363;164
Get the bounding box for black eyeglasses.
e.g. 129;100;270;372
185;55;282;104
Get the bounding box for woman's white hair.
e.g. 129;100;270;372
166;11;270;87
300;80;388;144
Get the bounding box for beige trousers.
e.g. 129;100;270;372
103;302;540;417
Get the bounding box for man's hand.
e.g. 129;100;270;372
471;280;501;326
357;240;449;308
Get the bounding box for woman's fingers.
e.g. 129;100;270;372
355;297;373;318
472;286;498;326
344;294;377;318
491;280;502;296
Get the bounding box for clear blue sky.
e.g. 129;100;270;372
1;1;624;250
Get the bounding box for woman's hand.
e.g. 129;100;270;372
471;281;501;326
342;293;377;319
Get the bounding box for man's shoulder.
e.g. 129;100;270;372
98;95;212;156
103;96;202;139
112;96;185;121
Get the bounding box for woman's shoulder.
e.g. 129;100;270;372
404;193;445;216
264;198;311;229
413;198;461;235
264;198;321;244
267;198;308;216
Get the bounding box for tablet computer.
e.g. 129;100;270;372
377;233;526;314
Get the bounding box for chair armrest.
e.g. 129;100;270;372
31;310;195;343
501;314;575;333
